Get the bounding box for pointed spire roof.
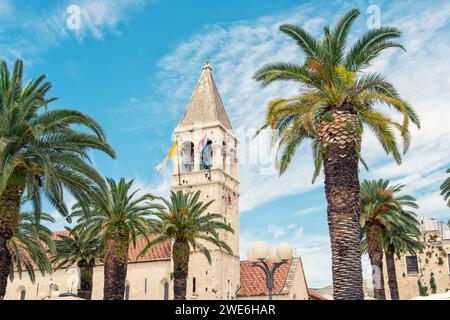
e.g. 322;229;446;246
179;61;232;129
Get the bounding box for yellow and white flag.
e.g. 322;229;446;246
156;141;178;171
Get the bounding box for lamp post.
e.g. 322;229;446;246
247;241;294;300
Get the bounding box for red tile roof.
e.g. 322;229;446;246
238;260;290;296
51;232;171;263
15;232;172;272
128;234;171;262
308;289;327;300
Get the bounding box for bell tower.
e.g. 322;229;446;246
172;62;240;299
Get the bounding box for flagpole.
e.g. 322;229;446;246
176;140;181;185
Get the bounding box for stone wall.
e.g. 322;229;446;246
4;259;173;300
383;231;450;300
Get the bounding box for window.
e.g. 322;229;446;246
192;277;197;294
145;278;147;294
448;254;450;273
405;256;419;274
17;287;26;300
163;282;169;300
181;141;194;173
222;141;227;171
201;140;213;170
124;282;130;300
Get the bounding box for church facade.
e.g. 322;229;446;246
4;63;313;301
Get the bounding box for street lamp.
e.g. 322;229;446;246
247;241;294;300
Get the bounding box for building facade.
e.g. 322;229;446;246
383;216;450;300
4;63;311;301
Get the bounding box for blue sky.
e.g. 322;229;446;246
1;0;449;287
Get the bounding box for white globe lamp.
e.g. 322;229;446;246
252;241;269;260
269;247;281;263
276;242;293;261
247;247;258;262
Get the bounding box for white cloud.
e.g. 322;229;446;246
130;174;172;200
267;224;286;239
71;0;145;40
0;0;12;18
240;223;373;288
47;193;77;231
416;191;449;219
149;1;450;287
155;1;450;216
394;169;447;196
156;6;334;213
0;0;145;61
293;206;322;217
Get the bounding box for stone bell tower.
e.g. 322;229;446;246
172;62;240;300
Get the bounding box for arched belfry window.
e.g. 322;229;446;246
181;141;194;173
200;139;213;170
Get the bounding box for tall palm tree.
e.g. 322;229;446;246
440;168;450;207
73;178;157;300
360;179;419;300
0;60;116;299
253;9;419;299
383;219;423;300
51;226;102;300
142;190;234;300
8;211;55;284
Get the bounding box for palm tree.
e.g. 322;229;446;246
8;211;55;284
73;178;157;300
0;60;116;299
142;190;234;300
52;226;102;300
253;9;419;299
383;219;423;300
360;179;419;300
440;168;450;207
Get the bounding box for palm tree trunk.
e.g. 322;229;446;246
0;226;12;300
366;224;386;300
172;240;190;300
78;259;94;300
0;185;23;300
385;246;400;300
103;231;129;300
320;108;364;300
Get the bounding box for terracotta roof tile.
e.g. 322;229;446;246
13;232;171;272
238;260;290;296
308;289;327;300
128;234;171;262
51;232;172;263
